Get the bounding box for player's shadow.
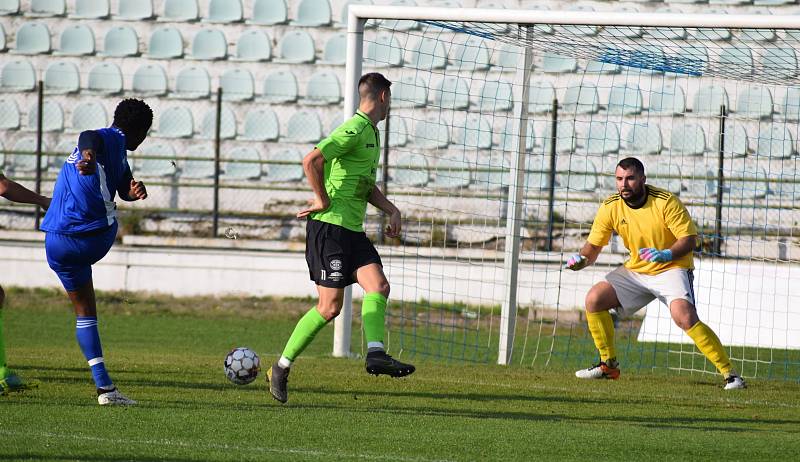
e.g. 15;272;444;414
296;386;606;405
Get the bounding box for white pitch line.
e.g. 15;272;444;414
0;430;456;462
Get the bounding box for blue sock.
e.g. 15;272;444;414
75;317;113;390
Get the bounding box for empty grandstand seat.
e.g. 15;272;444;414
156;106;194;138
147;27;183;59
712;122;749;157
390;153;428;187
377;115;408;147
542;121;576;154
392;76;427;108
70;0;109;19
180;145;215;179
607;7;643;38
727;163;769;200
650;82;686;115
493;44;521;70
542;53;577;73
760;47;797;80
407;38;447;70
559;158;598;192
160;0;198;22
248;0;287;25
651;163;682;196
365;33;403;67
69;101;107;133
692;8;731;41
430;155;470;189
292;0;331;27
650;7;687;40
318;33;346;65
608;84;643;115
0;0;18;15
191;29;227;60
449;37;490;71
755;124;794;158
0;23;5;51
116;0;153;21
0;98;20;129
260;71;298;103
453;115;492;150
782;87;800;121
275;30;315;63
13;22;50;54
624;124;662;155
740;11;776;42
204;0;242;23
563;83;599;114
55;25;95;56
736;86;773;119
222;147;261;180
474;153;510;190
692;85;728;116
285;110;322;143
8;137;41;172
718;45;754;77
265;149;303;182
478;80;512;112
381;0;419;32
171;66;210;99
583;122;620;155
28;0;64;17
432;76;470;110
0;60;36;92
303;71;341;105
559;5;599;36
132;64;168;96
525;154;556;191
49;140;75;172
684;166;717;199
499;120;535;152
136;143;176;178
670;124;706;156
233;29;271;61
413;117;449;149
337;0;373;28
239;108;279;141
28;100;63;132
585;59;620;74
43;61;80;94
529;81;555;114
199;105;236;139
100;26;139;57
86;63;123;95
220;69;254;102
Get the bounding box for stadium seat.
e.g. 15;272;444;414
542;53;577;73
0;23;5;51
529;81;556;114
691;9;731;41
782;87;800;121
50;140;75;172
336;0;373;28
365;33;403;67
585;59;621;74
55;25;95;56
650;8;687;40
191;29;227;60
27;0;64;17
413;117;449;149
649;82;686;115
0;99;19;130
760;47;797;80
651;163;682;196
392;76;427;108
116;0;153;21
542;120;576;154
525;154;556;191
160;0;198;22
432;76;470;110
303;71;341;105
474;153;510;190
670;123;706;156
624;124;662;155
718;45;754;77
222;147;261;180
264;149;303;182
582;122;620;155
86;62;123;95
754;0;793;4
736;86;773;119
493;44;521;70
275;30;315;63
684;166;717;199
147;27;183;59
563;83;599;114
70;0;109;19
453;115;492;150
100;26;139;57
232;29;271;61
171;66;210;99
608;84;643;115
629;44;666;75
179;145;215;179
692;85;729;116
559;158;598;192
607;7;643;39
755;124;794;158
0;60;36;92
260;71;298;103
13;22;51;54
239;108;279;141
390;153;428;187
248;0;288;25
204;0;242;23
664;43;707;75
559;5;599;37
477;80;513;112
499;119;535;152
319;33;346;65
525;4;553;35
0;0;19;15
292;0;331;27
69;101;107;133
727;163;769;200
43;61;80;94
449;37;490;71
199;105;236;139
377;115;409;147
712;122;749;157
220;69;255;102
132;64;168;96
135;143;176;178
740;11;776;42
28;100;64;132
430;154;470;189
8;137;40;172
156;106;194;138
407;38;447;70
285;110;322;143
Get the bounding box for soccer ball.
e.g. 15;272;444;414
223;347;260;385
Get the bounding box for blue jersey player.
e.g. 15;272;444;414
41;99;153;406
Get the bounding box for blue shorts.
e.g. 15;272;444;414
45;221;118;292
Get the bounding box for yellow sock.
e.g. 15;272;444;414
686;321;733;377
586;311;616;362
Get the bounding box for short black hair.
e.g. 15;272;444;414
113;98;153;133
617;157;645;176
358;72;392;99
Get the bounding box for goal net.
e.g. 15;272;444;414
339;6;800;381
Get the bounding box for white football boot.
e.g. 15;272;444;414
98;388;137;405
724;374;747;390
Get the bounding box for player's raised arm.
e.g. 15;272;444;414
296;148;330;218
0;174;51;210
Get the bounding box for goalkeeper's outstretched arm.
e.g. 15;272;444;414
565;242;603;271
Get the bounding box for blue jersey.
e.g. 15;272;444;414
41;127;133;234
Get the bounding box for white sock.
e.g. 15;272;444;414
367;342;384;353
278;356;292;369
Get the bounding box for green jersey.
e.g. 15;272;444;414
311;110;380;232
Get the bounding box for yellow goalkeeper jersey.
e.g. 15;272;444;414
587;185;698;275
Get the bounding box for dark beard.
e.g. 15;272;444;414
622;185;647;208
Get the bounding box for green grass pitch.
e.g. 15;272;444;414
2;288;799;461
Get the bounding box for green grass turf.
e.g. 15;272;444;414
2;288;799;461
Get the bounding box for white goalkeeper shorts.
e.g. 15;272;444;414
605;266;695;318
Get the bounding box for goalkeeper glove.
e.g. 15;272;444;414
638;247;673;263
564;254;588;271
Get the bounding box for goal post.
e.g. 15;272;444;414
333;5;800;380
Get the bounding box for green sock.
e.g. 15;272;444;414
362;293;387;350
0;309;8;377
281;307;328;362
